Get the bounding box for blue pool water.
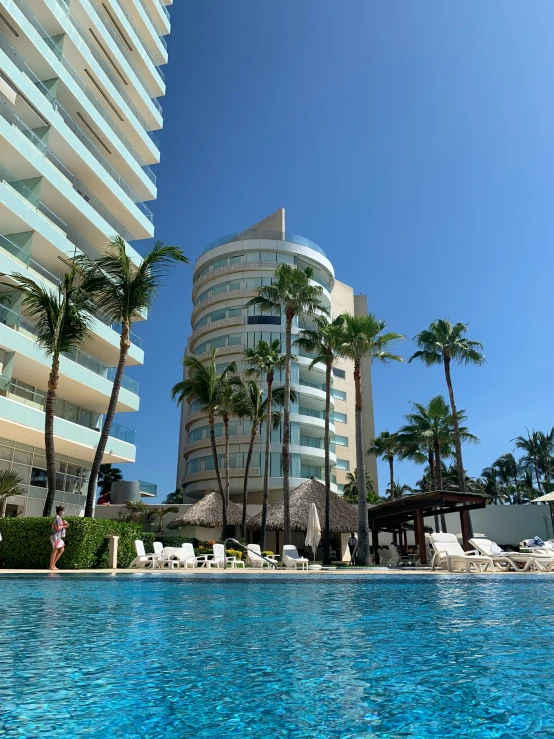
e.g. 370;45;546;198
1;573;554;738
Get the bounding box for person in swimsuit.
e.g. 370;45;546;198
49;506;69;571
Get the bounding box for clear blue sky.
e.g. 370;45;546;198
122;0;554;498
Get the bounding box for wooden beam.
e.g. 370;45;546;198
415;509;427;565
460;510;470;551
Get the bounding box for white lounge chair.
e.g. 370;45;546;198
469;538;536;572
130;540;162;569
518;539;554;571
214;542;245;568
246;544;278;569
430;533;494;573
282;545;309;570
153;541;164;555
180;542;220;569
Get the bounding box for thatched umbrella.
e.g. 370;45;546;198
167;491;247;530
247;478;358;534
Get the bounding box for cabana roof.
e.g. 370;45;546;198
367;490;488;532
167;491;247;529
247;478;358;533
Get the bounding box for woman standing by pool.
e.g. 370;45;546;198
49;506;69;570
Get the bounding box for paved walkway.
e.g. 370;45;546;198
0;567;550;575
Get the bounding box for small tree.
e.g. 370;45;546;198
98;464;123;495
148;506;180;533
0;470;25;517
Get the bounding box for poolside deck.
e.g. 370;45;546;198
1;567;551;575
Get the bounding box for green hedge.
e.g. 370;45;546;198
150;534;195;549
0;518;151;570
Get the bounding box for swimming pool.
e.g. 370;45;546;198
1;573;553;738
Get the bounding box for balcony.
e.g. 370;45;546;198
6;378;136;443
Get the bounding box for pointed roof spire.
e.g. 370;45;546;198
236;207;285;240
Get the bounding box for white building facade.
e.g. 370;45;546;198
0;0;171;515
176;209;378;507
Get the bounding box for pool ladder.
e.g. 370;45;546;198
223;538;278;569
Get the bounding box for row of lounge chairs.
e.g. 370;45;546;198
130;541;310;570
430;533;554;572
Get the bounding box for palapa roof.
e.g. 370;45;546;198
167;491;247;529
247;478;358;533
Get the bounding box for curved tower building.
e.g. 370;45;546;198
176;209;378;514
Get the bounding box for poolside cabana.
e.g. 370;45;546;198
167;491;247;540
247;478;358;560
368;491;488;565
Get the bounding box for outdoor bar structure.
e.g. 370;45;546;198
367;492;489;565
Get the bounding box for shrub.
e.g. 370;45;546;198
226;549;243;561
0;517;149;569
151;535;195;549
261;551;274;558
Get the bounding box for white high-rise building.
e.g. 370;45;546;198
176;209;378;515
0;0;170;515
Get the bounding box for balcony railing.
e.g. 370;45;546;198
84;0;165;95
202;230;327;258
298;406;325;420
0;29;157;184
0;105;154;234
299;379;327;392
6;378;136;443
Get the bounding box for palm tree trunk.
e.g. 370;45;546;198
354;360;370;565
428;448;435;491
242;425;257;540
260;373;273;551
1;497;7;517
223;414;230;538
323;360;332;565
433;442;447;532
84;323;130;517
43;352;60;517
282;311;293;545
388;456;394;498
208;411;226;530
443;355;465;493
534;457;544;493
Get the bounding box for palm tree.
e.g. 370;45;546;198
97;464;123;496
296;315;344;564
0;470;25;517
335;313;404;564
171;351;237;532
513;430;545;493
230;377;287;539
398;396;478;492
77;237;188;517
367;431;400;500
492;453;520;502
387;480;413;501
246;263;323;544
163;488;184;504
342;469;380;504
480;466;510;504
409;319;485;493
214;377;239;522
10;266;95;515
244;338;287;550
148;506;180;533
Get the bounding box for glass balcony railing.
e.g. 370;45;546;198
0;29;157;184
298;406;324;420
106;368;139;394
138;480;157;496
203;230;327;258
6;378;135;443
0;374;10;392
0;163;67;232
83;0;165;94
110;321;144;349
0;105;153;234
0;304;20;329
0;233;31;266
299;379;327;392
